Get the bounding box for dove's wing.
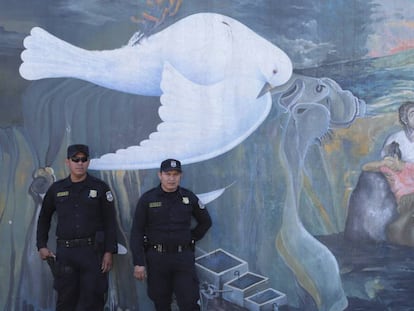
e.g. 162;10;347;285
89;63;272;170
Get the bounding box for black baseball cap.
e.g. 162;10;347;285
160;159;182;172
67;144;90;158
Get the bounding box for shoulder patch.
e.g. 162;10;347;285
106;191;114;202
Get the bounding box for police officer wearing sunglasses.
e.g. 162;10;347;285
130;159;212;311
36;144;118;310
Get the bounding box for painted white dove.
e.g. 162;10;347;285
19;12;292;97
20;12;292;170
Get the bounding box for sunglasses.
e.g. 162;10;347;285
71;156;88;163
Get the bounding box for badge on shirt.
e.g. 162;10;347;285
106;191;114;202
89;190;97;198
198;200;205;209
182;197;190;204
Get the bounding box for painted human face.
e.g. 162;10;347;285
158;170;181;192
406;106;414;130
66;152;89;182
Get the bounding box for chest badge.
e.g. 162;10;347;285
89;190;97;198
182;197;190;204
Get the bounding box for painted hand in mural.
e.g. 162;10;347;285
274;75;365;310
130;0;182;41
271;73;366;129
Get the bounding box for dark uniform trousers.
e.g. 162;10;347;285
54;245;107;311
146;248;200;311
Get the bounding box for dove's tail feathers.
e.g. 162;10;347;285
19;27;90;80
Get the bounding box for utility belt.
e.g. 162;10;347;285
148;242;194;253
57;236;95;248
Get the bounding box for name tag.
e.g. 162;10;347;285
57;191;69;197
149;202;162;208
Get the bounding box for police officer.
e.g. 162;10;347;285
36;144;118;311
130;159;212;311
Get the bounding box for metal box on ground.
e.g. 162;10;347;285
222;271;268;307
196;248;248;291
244;288;287;311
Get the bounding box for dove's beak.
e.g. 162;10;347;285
257;82;272;98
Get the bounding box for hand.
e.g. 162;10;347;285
38;247;54;260
101;252;113;273
133;265;146;281
384;157;403;171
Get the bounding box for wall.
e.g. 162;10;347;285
1;1;414;310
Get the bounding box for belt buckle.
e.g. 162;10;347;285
156;244;163;253
177;245;183;253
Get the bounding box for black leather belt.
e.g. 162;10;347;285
149;243;191;253
57;237;95;248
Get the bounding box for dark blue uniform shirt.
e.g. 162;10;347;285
130;185;212;266
36;174;118;254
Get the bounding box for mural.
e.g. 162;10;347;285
1;0;414;310
19;12;293;169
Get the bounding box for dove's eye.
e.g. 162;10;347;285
273;69;278;74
